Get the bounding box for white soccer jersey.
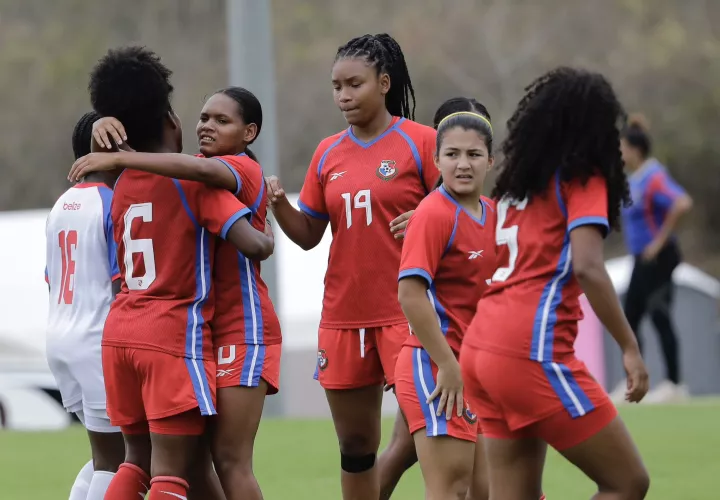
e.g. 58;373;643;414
45;182;119;345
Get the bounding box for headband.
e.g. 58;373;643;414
438;111;493;136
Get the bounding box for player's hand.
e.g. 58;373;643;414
68;153;120;182
641;238;664;262
390;211;414;240
93;117;127;150
622;348;649;403
265;175;286;207
428;358;464;420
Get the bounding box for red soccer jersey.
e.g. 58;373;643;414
299;117;439;329
398;187;497;354
464;174;610;362
104;170;250;360
209;154;281;346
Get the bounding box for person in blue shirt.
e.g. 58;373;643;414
612;114;693;404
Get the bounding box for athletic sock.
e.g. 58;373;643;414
104;463;149;500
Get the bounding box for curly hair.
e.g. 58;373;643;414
71;111;101;160
493;67;631;230
89;46;174;152
335;33;416;120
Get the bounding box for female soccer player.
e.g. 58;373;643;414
266;33;437;499
82;46;273;500
609;114;692;404
71;86;279;500
394;107;495;500
460;67;651;500
48;111;125;500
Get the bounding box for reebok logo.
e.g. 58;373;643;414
330;171;346;181
468;250;484;260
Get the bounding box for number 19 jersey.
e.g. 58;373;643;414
103;171;250;360
45;182;119;344
464;175;609;362
299;117;438;329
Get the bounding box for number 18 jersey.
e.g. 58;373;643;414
45;182;119;344
103;171;250;360
464;174;609;362
299;117;438;329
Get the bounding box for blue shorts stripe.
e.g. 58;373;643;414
184;358;216;415
241;344;266;388
412;348;448;437
542;362;594;418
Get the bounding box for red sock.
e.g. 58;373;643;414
150;476;189;499
104;463;149;500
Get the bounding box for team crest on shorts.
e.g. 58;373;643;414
462;401;478;424
317;349;329;370
376;160;398;181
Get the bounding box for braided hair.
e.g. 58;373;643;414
72;111;101;159
493;67;631;230
335;33;416;120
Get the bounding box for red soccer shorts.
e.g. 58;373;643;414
102;346;217;434
215;343;281;394
460;345;617;451
121;409;206;436
395;346;478;442
314;323;407;390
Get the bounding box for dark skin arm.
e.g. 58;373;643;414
570;225;649;402
265;175;327;251
224;216;274;261
70;152;238;193
112;279;121;298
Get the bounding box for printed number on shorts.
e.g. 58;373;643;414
217;346;236;365
492;197;528;282
341;189;372;229
57;230;78;304
123;203;156;290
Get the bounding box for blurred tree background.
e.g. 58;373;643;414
0;0;718;272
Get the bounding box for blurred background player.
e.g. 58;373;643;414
72;86;279;500
77;45;273;500
265;33;437;500
394;107;495;500
45;110;125;500
608;114;693;404
460;67;651;500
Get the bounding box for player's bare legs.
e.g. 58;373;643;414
414;433;475;500
211;383;268;500
150;432;202;497
466;435;489;500
86;430;125;498
104;432;151;499
378;408;418;499
484;436;545;500
326;385;384;500
188;432;226;500
560;416;649;499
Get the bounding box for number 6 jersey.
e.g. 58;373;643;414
103;171;250;360
299;117;438;329
45;182;120;344
464;174;609;362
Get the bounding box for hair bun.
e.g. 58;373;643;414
627;113;650;132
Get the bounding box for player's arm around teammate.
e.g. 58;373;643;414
395;109;496;500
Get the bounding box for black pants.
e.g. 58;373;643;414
623;242;681;384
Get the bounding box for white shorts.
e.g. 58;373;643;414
46;339;118;433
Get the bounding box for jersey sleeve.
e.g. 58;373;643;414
212;155;244;195
97;187;121;280
180;180;251;238
648;169;686;211
297;139;332;220
564;176;610;237
398;200;454;287
420;127;440;193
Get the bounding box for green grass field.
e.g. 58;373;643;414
1;401;719;499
